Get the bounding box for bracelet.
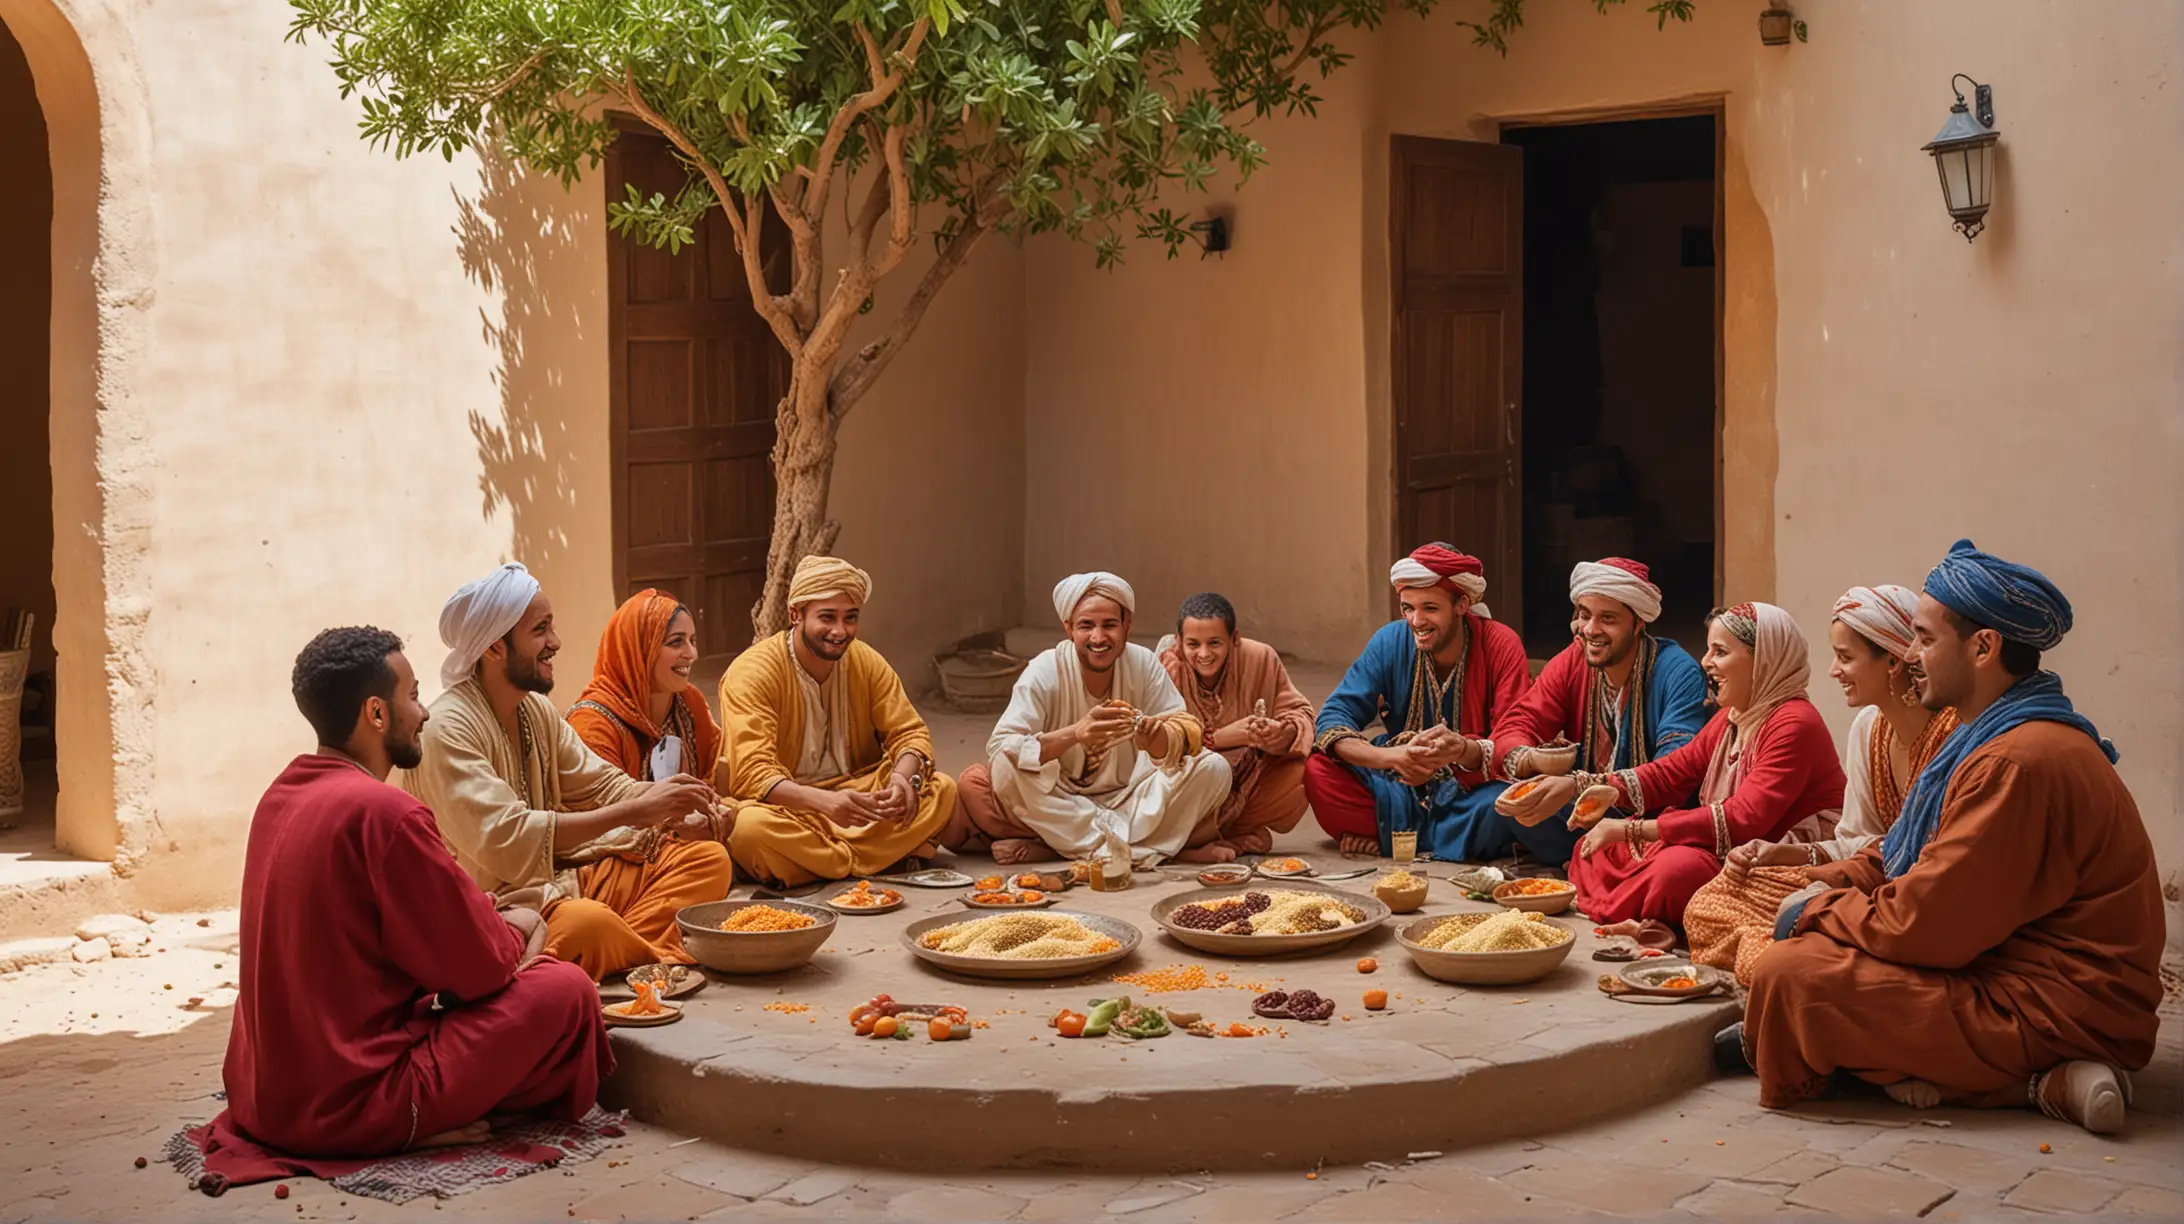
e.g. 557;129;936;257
1807;842;1821;867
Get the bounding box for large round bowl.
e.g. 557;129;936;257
901;909;1141;981
1150;884;1390;958
677;899;837;975
1396;912;1576;986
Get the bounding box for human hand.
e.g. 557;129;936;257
667;809;715;840
1497;773;1580;827
502;907;548;961
826;788;887;829
1248;716;1296;753
1579;817;1627;861
1565;784;1619;832
1391;743;1443;786
868;774;917;824
1076;701;1136;752
1212;718;1257;752
640;774;716;826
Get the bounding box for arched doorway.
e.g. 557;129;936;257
0;0;157;872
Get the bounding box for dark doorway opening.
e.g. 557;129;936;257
1504;115;1718;655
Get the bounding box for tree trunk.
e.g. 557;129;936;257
750;354;843;639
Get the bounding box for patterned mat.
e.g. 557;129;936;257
164;1108;626;1203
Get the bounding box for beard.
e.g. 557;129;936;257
505;650;554;695
799;625;850;663
386;727;424;771
1585;632;1637;669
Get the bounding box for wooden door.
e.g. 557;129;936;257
1390;136;1524;631
608;127;786;657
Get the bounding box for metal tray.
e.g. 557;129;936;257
901;909;1141;980
1149;883;1390;958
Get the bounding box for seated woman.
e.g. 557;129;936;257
1684;586;1959;983
566;588;735;833
1564;602;1845;941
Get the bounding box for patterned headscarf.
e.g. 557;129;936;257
1831;584;1920;661
1390;543;1491;619
1714;602;1811;741
1569;557;1662;624
1923;538;2072;651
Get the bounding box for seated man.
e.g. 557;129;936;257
1305;544;1530;858
192;628;610;1190
1728;541;2162;1135
716;556;956;886
1157;592;1315;862
953;572;1230;870
1489;558;1708;865
403;563;732;981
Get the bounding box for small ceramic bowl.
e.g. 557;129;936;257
1492;877;1577;915
1372;874;1431;913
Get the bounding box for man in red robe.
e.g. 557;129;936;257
193;627;612;1190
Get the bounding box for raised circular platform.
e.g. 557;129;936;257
602;866;1738;1172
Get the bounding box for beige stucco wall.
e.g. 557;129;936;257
9;0;1022;907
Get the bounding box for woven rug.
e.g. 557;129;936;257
165;1108;626;1203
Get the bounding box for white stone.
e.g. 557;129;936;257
76;914;151;943
71;937;113;963
109;937;152;958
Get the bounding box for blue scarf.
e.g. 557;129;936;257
1879;671;2116;879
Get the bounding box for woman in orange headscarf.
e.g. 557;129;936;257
569;590;723;786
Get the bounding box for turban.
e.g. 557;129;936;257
787;555;872;610
1831;584;1920;661
1923;538;2072;651
1053;572;1136;623
438;562;542;688
1390;543;1490;619
1569;557;1662;624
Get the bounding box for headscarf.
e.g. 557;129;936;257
787;555;871;611
1390;543;1491;619
568;590;722;781
1831;584;1920;661
1053;572;1137;623
1698;601;1815;812
437;562;541;689
1569;557;1662;624
1923;538;2073;650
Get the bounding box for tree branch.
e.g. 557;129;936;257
827;198;1003;422
803;19;929;229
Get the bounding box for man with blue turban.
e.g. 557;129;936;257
1724;541;2162;1136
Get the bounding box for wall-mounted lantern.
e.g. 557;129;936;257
1188;216;1231;258
1757;7;1798;46
1922;75;1999;242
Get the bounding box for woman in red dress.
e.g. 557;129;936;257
1563;602;1845;939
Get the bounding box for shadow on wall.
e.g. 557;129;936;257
449;155;608;637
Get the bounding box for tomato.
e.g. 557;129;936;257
853;1015;877;1036
1363;989;1389;1011
872;1016;899;1039
1056;1013;1087;1038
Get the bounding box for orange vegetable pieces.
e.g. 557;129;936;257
1363;990;1389;1010
928;1017;954;1041
1056;1013;1087;1038
1505;780;1541;801
1014;873;1044;889
1356;957;1379;974
872;1016;899;1039
627;979;665;1017
1018;890;1045;903
975;875;1004;892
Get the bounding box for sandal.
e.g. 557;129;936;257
2033;1060;2132;1135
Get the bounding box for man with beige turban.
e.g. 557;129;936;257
950;572;1229;872
401;563;734;981
715;555;957;886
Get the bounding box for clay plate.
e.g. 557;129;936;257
618;963;706;1000
1150;884;1390;958
902;909;1141;981
958;893;1061;911
1617;961;1727;997
1254;859;1317;879
825;888;907;916
603;999;684;1028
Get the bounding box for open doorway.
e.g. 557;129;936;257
1503;115;1719;654
0;16;57;842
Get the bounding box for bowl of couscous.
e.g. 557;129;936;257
1396;910;1576;985
676;899;837;974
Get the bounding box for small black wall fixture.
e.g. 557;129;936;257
1922;75;1999;242
1188;216;1231;257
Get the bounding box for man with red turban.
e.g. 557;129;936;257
1487;558;1709;865
1304;544;1532;858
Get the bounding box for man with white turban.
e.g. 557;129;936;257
1488;557;1709;865
951;572;1229;871
1303;544;1532;860
714;554;957;886
401;563;732;980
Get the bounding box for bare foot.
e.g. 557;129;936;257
1175;843;1238;864
1885;1079;1943;1109
413;1120;491;1150
1337;834;1379;857
1226;830;1274;856
990;838;1049;866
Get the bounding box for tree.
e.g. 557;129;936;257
288;0;1692;638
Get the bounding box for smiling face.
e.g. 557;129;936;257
1177;616;1232;684
1701;618;1755;711
1827;620;1899;710
379;650;430;770
1067;595;1130;675
794;597;861;664
489;593;560;694
1572;594;1640;669
651;608;699;697
1399;587;1466;660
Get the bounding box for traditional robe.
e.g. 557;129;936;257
1483;634;1708;864
966;640;1227;866
1567;699;1844;926
717;633;956;886
1157;635;1315;854
1746;722;2163;1108
1685;704;1958;983
197;755;609;1187
1304;615;1531;859
401;680;733;979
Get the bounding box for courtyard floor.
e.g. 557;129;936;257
1;662;2179;1220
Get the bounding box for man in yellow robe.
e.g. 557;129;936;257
717;556;957;887
402;563;734;981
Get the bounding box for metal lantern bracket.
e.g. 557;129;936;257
1954;74;1996;128
1188;216;1230;258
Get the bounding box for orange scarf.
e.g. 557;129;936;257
567;589;721;782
